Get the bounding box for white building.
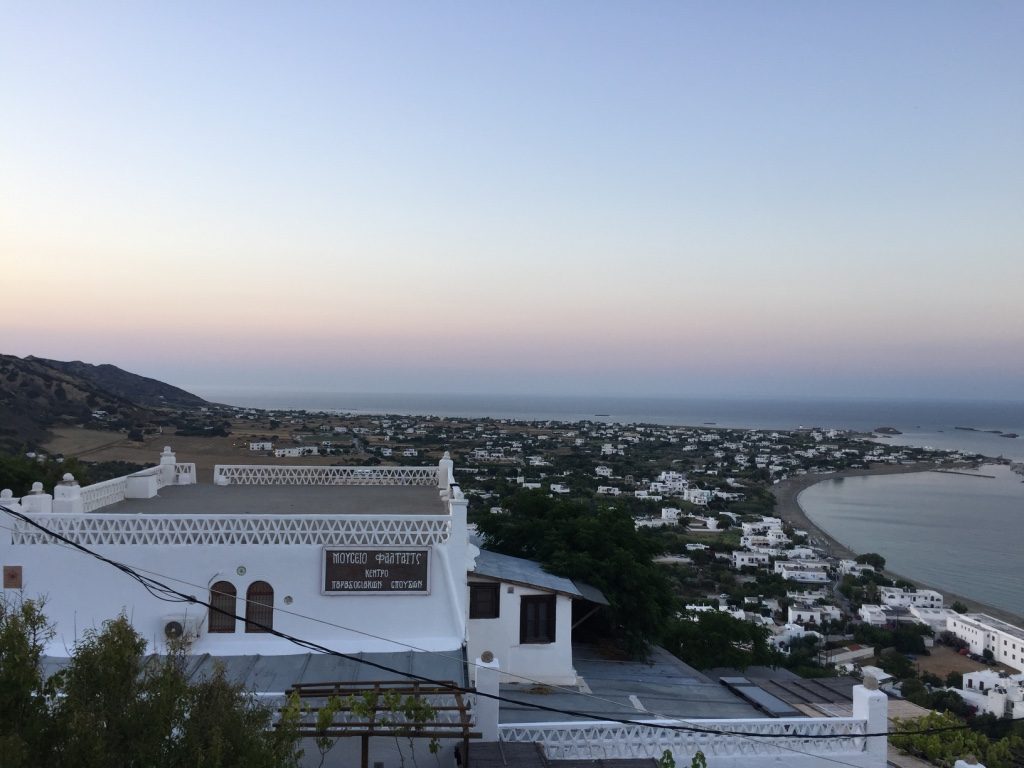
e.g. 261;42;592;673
774;560;830;583
683;488;712;506
959;670;1024;719
777;545;811;560
732;551;770;569
859;605;896;627
467;550;606;687
740;517;784;536
274;446;317;458
655;471;688;493
947;614;1024;673
908;606;960;633
828;644;875;670
879;587;943;609
788;604;822;626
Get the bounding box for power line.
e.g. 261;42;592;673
0;503;970;749
2;537;872;768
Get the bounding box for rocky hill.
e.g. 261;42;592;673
0;355;207;451
27;356;206;408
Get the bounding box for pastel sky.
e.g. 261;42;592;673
2;2;1022;399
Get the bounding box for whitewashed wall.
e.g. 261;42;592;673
467;583;575;686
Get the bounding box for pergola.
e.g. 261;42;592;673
285;679;481;768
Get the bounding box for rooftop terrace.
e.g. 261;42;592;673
107;482;445;516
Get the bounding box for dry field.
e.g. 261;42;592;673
914;644;989;678
45;425;357;479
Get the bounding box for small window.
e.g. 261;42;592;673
209;581;237;633
520;594;556;644
469;583;500;619
245;581;274;633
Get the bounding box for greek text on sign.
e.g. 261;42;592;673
322;547;430;595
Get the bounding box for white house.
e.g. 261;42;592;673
838;560;875;577
274;446;317;458
732;551;770;569
859;605;892;626
466;550;606;687
828;644;875;670
683;488;712;506
774;560;830;583
788;604;822;626
958;670;1024;719
787;546;817;560
879;587;943;609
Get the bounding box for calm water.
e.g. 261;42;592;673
193;389;1024;459
798;465;1024;617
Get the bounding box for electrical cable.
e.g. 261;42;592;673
6;542;874;768
0;503;970;751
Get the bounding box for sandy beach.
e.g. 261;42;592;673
771;463;1024;627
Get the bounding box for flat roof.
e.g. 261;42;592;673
498;644;762;724
965;614;1024;642
103;483;445;516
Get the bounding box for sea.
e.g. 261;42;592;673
194;389;1024;616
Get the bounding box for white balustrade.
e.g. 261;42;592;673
499;718;869;763
79;477;129;512
11;513;451;547
213;465;439;486
174;463;196;484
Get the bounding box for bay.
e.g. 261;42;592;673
797;465;1024;618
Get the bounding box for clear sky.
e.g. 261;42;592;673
2;2;1022;399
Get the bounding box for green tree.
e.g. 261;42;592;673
0;598;56;768
891;711;1024;768
2;607;300;768
877;649;914;680
475;491;676;655
854;552;886;570
663;611;776;670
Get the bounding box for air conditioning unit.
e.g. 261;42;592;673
162;614;203;641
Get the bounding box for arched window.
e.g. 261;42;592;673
245;581;274;633
208;581;237;633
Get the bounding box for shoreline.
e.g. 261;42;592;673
770;463;1024;628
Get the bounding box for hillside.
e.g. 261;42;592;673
27;356;206;408
0;355;207;451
